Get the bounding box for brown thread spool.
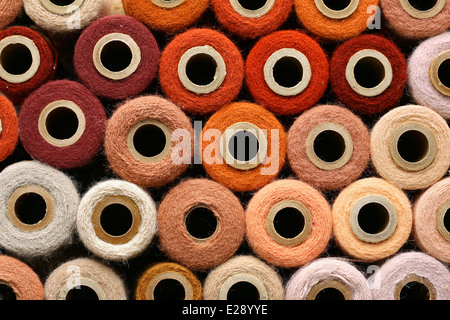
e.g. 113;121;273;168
306;280;353;300
398;0;446;19
429;50;450;97
393;274;437;300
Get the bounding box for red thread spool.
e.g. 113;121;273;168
18;80;106;170
0;95;18;162
159;28;244;115
74;15;160;101
245;30;329;115
0;26;56;104
211;0;293;38
329;34;407;116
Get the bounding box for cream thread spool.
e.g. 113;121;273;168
429;50;450;97
398;0;446;19
393;274;437;300
314;0;360;19
39;0;84;15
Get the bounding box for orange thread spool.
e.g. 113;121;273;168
0;95;18;162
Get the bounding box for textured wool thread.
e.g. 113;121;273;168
408;32;450;119
44;257;128;300
157;179;245;271
159;28;244;115
0;255;44;300
330;34;407;115
105;0;125;15
332;177;413;262
245;30;329;115
287;104;370;190
245;179;332;268
285;257;372;300
371;251;450;300
104;95;194;188
380;0;450;40
0;161;79;259
74;15;160;101
0;0;23;30
122;0;209;33
370;105;450;190
19;80;106;170
211;0;292;38
0;95;18;162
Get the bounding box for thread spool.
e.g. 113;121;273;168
211;0;292;38
413;178;450;263
380;0;450;40
201;102;286;192
330;34;407;115
0;26;57;104
157;179;245;271
287;105;370;190
0;95;18;162
203;255;284;300
0;255;44;300
285;258;372;300
135;262;202;300
18;80;106;170
159;28;244;115
74;15;160;101
44;258;127;300
105;0;125;15
294;0;380;41
371;252;450;300
122;0;209;33
0;0;23;30
245;179;332;268
104;95;194;188
0;161;79;259
245;30;329;115
370;105;450;190
332;177;412;261
408;32;450;119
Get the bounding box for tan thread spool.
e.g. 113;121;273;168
393;274;437;300
399;0;446;19
314;0;360;19
306;280;353;300
39;0;85;15
429;50;450;96
436;200;450;242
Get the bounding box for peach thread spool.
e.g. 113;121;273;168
0;95;18;162
245;179;332;268
287;104;370;191
0;0;23;30
332;177;413;262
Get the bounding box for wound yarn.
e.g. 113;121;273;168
287;104;370;191
285;257;372;300
104;95;194;188
245;30;329;115
371;251;450;300
0;255;44;300
332;177;413;262
245;179;332;268
105;0;125;15
159;28;244;115
330;34;407;115
201;101;287;192
122;0;209;33
408;32;450;119
0;0;23;30
370;105;450;190
135;262;202;300
76;179;157;261
380;0;450;40
413;178;450;264
203;255;284;300
0;161;79;259
211;0;292;38
0;26;57;104
74;15;160;101
19;80;106;170
0;95;18;162
294;0;380;41
157;178;245;271
44;257;127;300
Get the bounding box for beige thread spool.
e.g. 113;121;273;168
399;0;446;19
429;50;450;96
151;0;185;8
39;0;85;15
394;274;437;300
436;200;450;242
314;0;360;19
306;280;353;300
184;205;219;244
58;277;107;300
229;0;276;18
219;273;269;300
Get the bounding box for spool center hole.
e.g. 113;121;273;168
228;130;260;162
399;281;431;300
274;207;305;239
153;279;186;300
185;207;218;240
438;58;450;89
237;0;268;10
0;284;16;300
227;281;260;300
0;43;33;75
46;107;79;140
14;192;47;225
186;53;217;86
322;0;352;11
443;208;450;233
358;202;390;235
407;0;439;11
100;40;132;73
273;56;303;88
133;124;167;158
100;203;133;237
65;285;99;300
353;56;386;89
315;287;346;300
313;130;346;163
397;130;429;163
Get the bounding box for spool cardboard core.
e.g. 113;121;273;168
40;0;84;15
437;200;450;242
229;0;275;18
146;271;193;300
0;118;3;135
394;274;437;300
430;51;450;96
58;278;106;300
314;0;359;19
0;282;17;300
399;0;446;19
219;274;268;300
307;280;353;300
185;205;218;242
152;0;185;8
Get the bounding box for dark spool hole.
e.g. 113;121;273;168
237;0;267;10
46;107;79;140
186;53;217;86
358;202;390;235
153;279;186;300
315;287;346;300
228;130;260;162
100;203;133;237
444;208;450;233
185;207;218;240
49;0;76;5
353;57;386;89
274;207;305;239
273;56;303;88
100;40;132;73
397;130;429;163
15;192;47;225
322;0;352;11
399;281;431;300
133;124;167;158
438;58;450;89
407;0;439;11
313;130;346;163
227;281;260;300
0;43;33;75
0;284;16;300
65;285;99;300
